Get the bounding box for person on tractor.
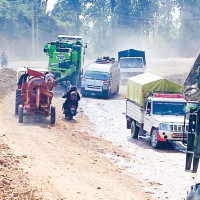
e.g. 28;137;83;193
62;85;80;111
45;72;56;91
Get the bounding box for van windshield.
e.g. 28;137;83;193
85;71;109;80
153;101;186;116
120;57;144;68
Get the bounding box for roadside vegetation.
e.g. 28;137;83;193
0;0;199;60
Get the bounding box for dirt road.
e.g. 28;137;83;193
0;58;197;200
0;72;150;199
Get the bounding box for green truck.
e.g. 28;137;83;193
43;35;86;86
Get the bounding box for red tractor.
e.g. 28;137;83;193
15;68;56;124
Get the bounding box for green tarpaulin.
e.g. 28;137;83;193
127;72;184;107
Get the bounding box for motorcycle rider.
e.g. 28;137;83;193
62;85;80;111
1;52;8;67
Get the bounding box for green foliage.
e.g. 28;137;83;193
1;0;200;59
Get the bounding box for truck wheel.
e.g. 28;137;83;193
151;129;161;149
193;157;199;173
131;120;139;139
15;89;22;115
50;106;56;124
18;105;23;123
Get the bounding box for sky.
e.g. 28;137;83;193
47;0;58;12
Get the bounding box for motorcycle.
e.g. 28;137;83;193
62;86;80;120
63;102;77;120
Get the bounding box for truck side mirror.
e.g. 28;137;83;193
146;108;151;115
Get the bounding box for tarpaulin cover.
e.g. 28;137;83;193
118;49;146;66
127;72;184;107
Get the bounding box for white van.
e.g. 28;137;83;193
81;57;120;98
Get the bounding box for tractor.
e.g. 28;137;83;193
43;34;87;87
15;68;56;124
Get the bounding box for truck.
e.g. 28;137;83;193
118;49;146;83
126;72;188;148
43;34;86;87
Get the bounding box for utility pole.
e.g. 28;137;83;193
35;3;39;59
75;0;80;35
32;2;36;60
31;0;39;60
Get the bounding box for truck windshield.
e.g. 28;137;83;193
153;101;186;116
120;57;144;68
85;71;109;81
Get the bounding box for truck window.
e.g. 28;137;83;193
85;71;109;81
153;101;186;116
119;57;144;68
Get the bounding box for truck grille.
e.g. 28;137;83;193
170;124;188;132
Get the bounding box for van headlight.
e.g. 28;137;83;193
102;81;109;90
159;123;170;131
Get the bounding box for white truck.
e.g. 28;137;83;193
126;72;188;148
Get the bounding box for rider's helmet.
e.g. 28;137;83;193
71;85;77;91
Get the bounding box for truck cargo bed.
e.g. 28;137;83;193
126;99;144;124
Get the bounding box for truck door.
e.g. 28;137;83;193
143;101;152;133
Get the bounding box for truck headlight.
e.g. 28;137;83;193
159;123;170;131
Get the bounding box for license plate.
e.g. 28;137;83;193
91;92;95;95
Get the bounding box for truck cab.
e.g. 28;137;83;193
143;93;188;147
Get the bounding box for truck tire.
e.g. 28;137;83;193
151;129;161;149
15;89;22;115
131;120;139;139
50;106;56;125
18;105;23;123
193;157;199;173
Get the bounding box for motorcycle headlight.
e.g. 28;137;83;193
159;123;170;131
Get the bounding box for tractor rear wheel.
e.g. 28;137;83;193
50;106;56;124
15;89;22;115
18;105;23;123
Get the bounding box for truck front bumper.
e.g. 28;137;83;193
158;130;187;141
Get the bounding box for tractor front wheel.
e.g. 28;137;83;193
15;89;22;115
18;105;23;123
50;106;56;125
